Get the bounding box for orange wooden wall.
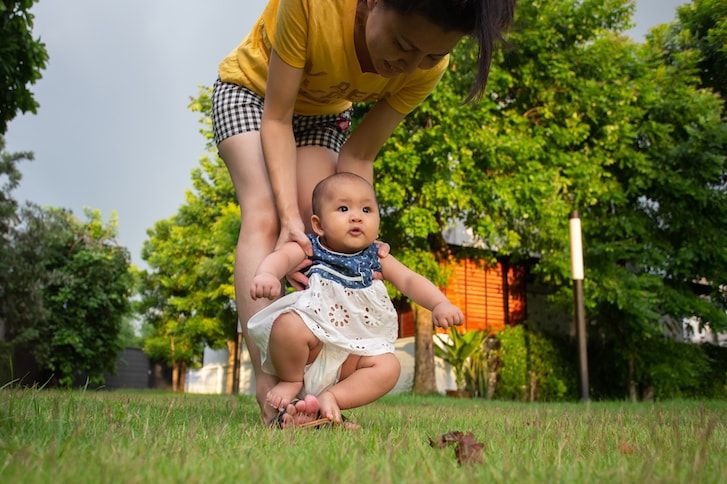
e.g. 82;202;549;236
397;257;526;338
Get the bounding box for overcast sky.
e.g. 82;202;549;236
5;0;689;268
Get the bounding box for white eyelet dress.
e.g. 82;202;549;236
247;235;398;396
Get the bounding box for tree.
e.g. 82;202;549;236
139;87;239;391
5;206;134;386
670;0;727;101
0;135;38;343
0;0;49;134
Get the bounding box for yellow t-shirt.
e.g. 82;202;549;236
218;0;448;116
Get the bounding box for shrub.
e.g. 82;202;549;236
493;325;577;401
637;337;712;399
434;328;486;392
695;343;727;399
589;335;725;400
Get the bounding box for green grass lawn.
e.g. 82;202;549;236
1;389;725;483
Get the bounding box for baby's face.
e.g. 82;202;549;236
312;178;380;253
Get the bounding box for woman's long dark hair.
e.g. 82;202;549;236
382;0;516;102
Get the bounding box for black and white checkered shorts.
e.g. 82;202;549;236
211;79;352;152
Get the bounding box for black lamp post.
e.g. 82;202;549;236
569;211;590;402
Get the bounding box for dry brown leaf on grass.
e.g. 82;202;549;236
429;431;485;465
619;441;636;455
428;431;465;449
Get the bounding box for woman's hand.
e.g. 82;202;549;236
372;240;391;280
277;217;313;290
286;257;312;291
276;217;312;256
375;240;390;259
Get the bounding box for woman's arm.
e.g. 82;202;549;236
380;255;464;328
261;50;311;254
337;100;405;183
250;241;308;300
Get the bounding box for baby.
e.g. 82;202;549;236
248;172;463;427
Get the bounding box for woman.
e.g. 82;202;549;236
212;0;515;426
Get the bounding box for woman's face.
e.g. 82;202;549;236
364;0;465;77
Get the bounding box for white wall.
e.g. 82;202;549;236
683;317;727;346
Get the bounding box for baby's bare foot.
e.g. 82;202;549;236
295;394;320;418
317;391;342;424
315;392;360;429
266;381;303;411
280;394;322;428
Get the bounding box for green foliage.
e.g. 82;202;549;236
638;337;712;399
0;0;49;134
590;335;727;400
669;0;727;101
494;325;576;401
117;317;143;349
701;344;727;398
434;327;486;391
4;206;133;387
0;136;38;336
139;87;238;367
0;136;28;231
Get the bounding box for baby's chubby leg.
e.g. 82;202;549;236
318;353;400;424
267;311;322;411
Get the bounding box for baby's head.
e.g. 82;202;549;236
311;173;380;253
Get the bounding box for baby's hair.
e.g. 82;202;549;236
380;0;516;102
311;172;377;216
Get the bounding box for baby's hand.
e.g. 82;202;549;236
432;301;465;329
250;273;282;300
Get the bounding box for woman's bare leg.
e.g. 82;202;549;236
219;132;280;423
219;138;337;423
295;146;337;230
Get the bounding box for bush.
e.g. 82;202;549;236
637;337;713;399
697;343;727;399
493;325;577;401
589;335;726;400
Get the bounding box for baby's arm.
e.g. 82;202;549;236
380;256;464;328
250;242;308;300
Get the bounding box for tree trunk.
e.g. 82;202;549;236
172;362;180;392
486;371;497;399
178;362;186;391
529;370;538;402
627;356;638;402
413;304;436;394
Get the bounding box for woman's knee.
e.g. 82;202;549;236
237;199;279;243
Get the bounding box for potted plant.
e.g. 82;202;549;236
434;327;486;397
